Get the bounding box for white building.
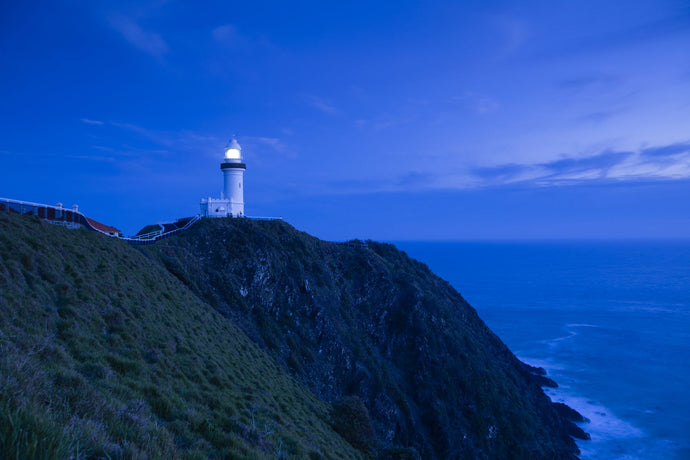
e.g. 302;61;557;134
200;138;245;218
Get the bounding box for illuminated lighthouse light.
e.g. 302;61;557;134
224;148;240;160
224;138;242;160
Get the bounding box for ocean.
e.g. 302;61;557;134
396;240;690;460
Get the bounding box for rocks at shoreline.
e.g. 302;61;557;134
551;398;592;441
524;364;559;388
553;402;590;424
527;365;592;441
564;422;591;441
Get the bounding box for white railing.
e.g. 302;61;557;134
1;197;88;231
0;197;54;208
122;215;202;245
2;196;229;245
128;224;164;241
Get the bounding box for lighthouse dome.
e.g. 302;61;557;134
224;138;242;161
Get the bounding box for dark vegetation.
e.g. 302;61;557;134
331;396;376;455
0;214;360;459
0;213;585;459
144;218;583;459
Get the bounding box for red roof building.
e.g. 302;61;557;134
85;217;121;236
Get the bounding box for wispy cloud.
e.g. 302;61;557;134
81;118;104;125
108;14;168;58
483;143;690;187
108;121;219;151
594;11;690;48
91;145;115;152
472;163;534;181
379;140;690;194
575;109;623;124
474;97;500;114
71;155;117;163
541;150;633;177
109;121;168;144
211;24;245;47
545;11;690;58
209;23;281;67
355;115;414;131
243;136;296;158
305;95;339;115
490;16;529;57
558;73;620;92
86;121;224;163
451;92;500;115
241;139;690;198
395;171;438;188
641;141;690;157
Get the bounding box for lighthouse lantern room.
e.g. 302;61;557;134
200;138;246;218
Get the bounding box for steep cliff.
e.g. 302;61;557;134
145;218;581;459
0;213;582;459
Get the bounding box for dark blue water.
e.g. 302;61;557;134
396;241;690;460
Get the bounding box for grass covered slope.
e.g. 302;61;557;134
0;213;362;459
146;218;581;459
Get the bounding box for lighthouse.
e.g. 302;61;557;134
200;138;246;218
221;138;245;217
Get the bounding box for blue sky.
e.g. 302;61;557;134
1;0;689;239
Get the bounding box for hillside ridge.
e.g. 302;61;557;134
0;213;584;459
144;217;583;459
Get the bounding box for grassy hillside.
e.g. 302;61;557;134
144;218;581;459
0;213;362;459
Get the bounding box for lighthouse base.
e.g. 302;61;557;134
200;197;244;218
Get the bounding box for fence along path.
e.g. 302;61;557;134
124;215;202;246
0;197;203;244
1;197;109;233
1;198;283;246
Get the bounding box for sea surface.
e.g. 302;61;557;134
396;240;690;460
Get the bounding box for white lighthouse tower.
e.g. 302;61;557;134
221;138;245;217
200;138;246;218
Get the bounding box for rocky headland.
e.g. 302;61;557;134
0;213;586;459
